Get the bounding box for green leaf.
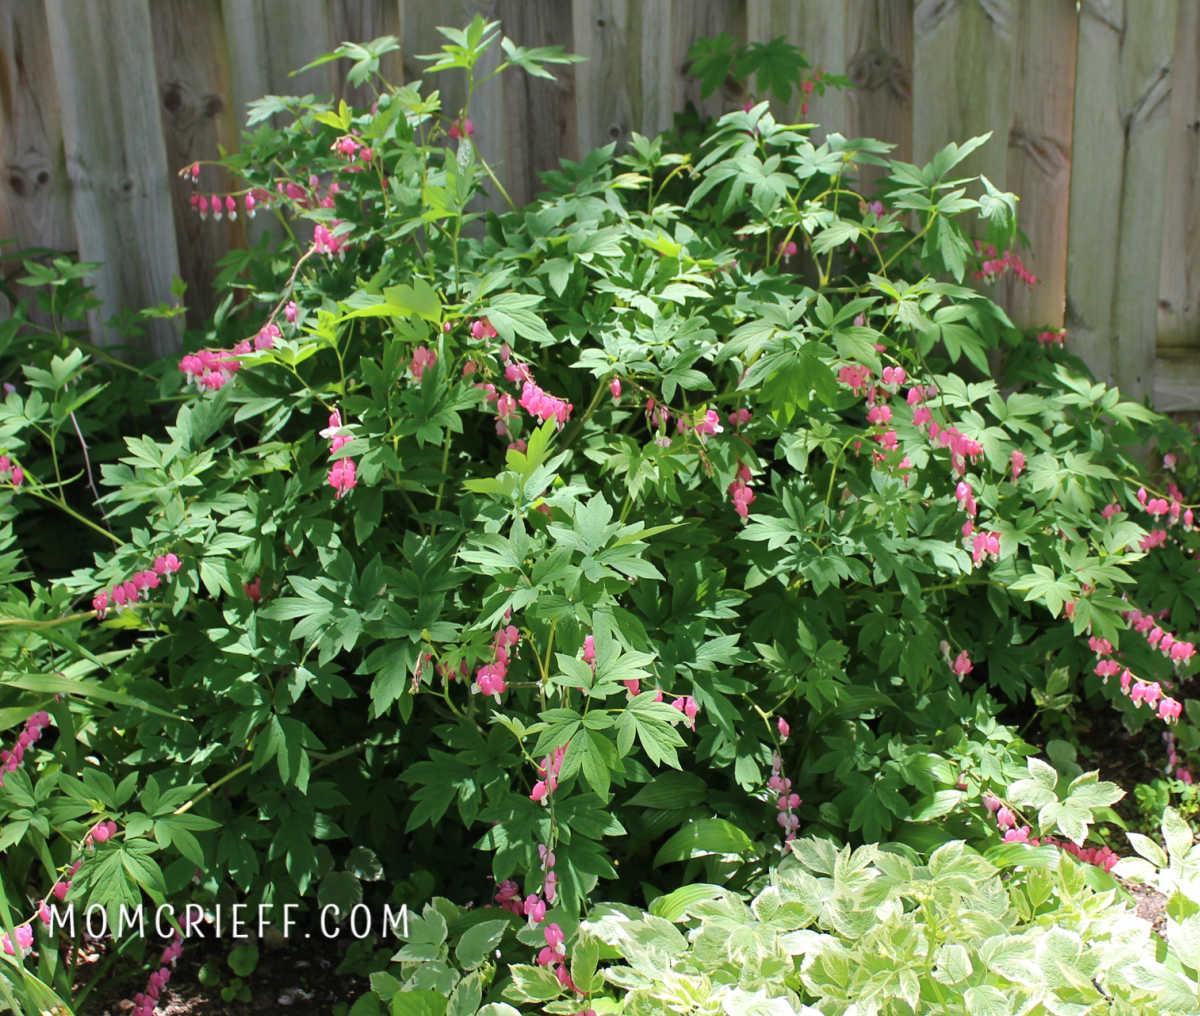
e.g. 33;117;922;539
1162;807;1193;863
504;964;564;1003
447;973;482;1016
1;671;173;718
350;993;386;1016
648;883;730;921
627;772;708;810
383;280;442;323
1125;831;1167;869
454;919;509;970
569;932;600;992
318;871;363;919
228;943;259;978
391;991;447;1016
653;818;753;866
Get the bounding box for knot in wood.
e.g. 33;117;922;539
1007;127;1068;177
162;81;183;113
847;47;911;102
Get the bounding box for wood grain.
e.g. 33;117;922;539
1001;0;1076;330
913;0;1014;187
1154;356;1200;413
0;4;72;255
747;0;847;137
44;0;182;357
220;0;334;249
1065;0;1124;383
497;0;578;208
1157;0;1200;355
1110;0;1178;402
0;0;1194;402
151;0;241;331
572;0;634;154
845;0;914;198
327;0;405;104
672;0;746;128
398;0;507;214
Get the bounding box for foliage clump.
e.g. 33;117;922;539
0;16;1197;1014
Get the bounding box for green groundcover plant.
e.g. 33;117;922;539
0;17;1198;1014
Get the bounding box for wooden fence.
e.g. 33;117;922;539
1;1;1197;409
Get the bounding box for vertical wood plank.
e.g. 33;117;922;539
151;0;240;332
1065;0;1123;383
221;0;334;248
1000;0;1076;330
844;0;914;198
746;0;847;134
398;1;507;214
671;0;747;127
1156;0;1200;361
630;0;674;138
1111;0;1178;402
0;3;73;256
327;0;405;105
572;0;635;155
44;0;182;356
221;0;335;129
496;0;578;208
912;0;1014;186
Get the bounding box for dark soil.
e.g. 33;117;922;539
79;932;371;1015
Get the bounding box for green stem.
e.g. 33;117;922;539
433;432;453;516
882;208;936;273
542;617;559;688
560;380;609;453
173;760;254;816
475;150;517;213
0;612;92;631
618;491;632;524
650;160;691;212
20;482;122;545
811;431;863;545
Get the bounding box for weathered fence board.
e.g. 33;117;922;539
0;4;72;256
399;0;506;214
44;0;181;357
747;0;846;135
844;0;913;199
629;0;675;140
498;0;579;209
672;0;746;127
327;0;405;106
572;0;635;153
151;0;242;332
221;0;334;251
1000;0;1076;329
1;0;1198;409
1110;0;1177;403
914;0;1014;192
1157;0;1200;361
1066;0;1123;385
